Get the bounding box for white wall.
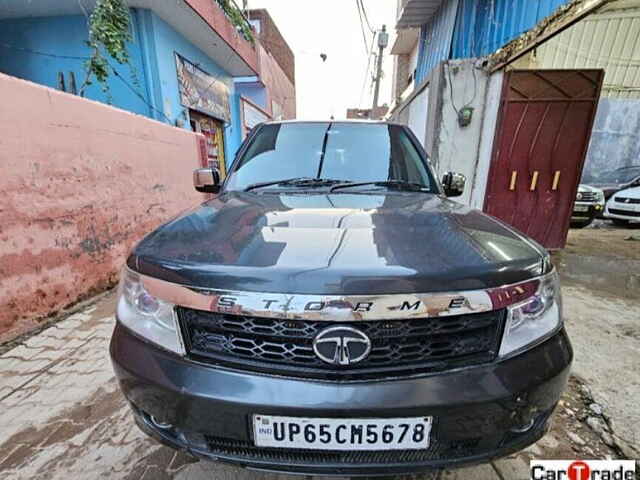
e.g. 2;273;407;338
470;71;503;209
408;42;419;81
435;60;502;207
407;85;429;147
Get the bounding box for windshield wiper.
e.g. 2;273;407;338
329;180;429;193
245;177;348;192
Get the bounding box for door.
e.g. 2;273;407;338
484;69;603;249
190;110;227;179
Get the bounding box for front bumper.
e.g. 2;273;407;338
605;203;640;222
110;323;572;477
571;201;603;221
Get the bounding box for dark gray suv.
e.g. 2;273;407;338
110;121;572;476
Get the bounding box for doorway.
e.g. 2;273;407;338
484;69;603;249
189;110;227;179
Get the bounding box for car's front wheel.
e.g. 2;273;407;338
611;218;629;227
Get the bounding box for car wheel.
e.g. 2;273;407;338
611;218;629;227
570;219;593;229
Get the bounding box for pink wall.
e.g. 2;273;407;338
185;0;259;75
258;44;297;119
0;74;206;343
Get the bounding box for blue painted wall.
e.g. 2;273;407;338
451;0;569;59
0;10;244;160
232;81;268;166
235;82;268;111
229;92;244;167
0;14;151;116
412;0;571;84
141;11;242;160
415;0;459;85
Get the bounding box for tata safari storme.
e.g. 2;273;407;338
110;121;572;476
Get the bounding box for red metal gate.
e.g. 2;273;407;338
484;69;603;249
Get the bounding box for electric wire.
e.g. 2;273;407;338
0;43;88;60
359;31;377;108
358;0;375;34
0;42;172;123
446;0;478;117
355;0;370;57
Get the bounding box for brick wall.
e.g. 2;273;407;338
249;9;295;85
0;74;206;343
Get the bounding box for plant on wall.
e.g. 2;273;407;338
214;0;255;44
80;0;134;97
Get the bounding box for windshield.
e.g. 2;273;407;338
595;166;640;184
225;122;437;192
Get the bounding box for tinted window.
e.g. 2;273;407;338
225;122;435;191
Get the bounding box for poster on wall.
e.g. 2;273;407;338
175;53;230;122
241;97;271;138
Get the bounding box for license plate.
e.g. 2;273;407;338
574;205;589;212
252;415;432;450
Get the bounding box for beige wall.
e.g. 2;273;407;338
0;74;206;342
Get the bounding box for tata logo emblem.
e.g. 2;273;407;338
625;198;631;203
312;326;371;366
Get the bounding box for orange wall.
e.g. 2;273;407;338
0;74;206;342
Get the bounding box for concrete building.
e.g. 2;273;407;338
514;1;640;182
0;0;296;174
388;0;640;249
234;8;297;137
346;106;389;120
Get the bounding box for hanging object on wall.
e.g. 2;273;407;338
241;97;271;139
176;54;231;123
457;106;474;127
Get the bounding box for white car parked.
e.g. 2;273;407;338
604;186;640;226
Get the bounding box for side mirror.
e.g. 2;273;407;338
442;172;466;197
193;168;220;194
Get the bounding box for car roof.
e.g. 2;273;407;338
262;119;405;127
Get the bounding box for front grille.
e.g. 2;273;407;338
204;434;483;465
615;197;640;204
609;208;640;217
578;191;598;202
178;308;505;379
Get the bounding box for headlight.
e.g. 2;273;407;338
596;190;604;202
499;270;562;358
117;268;185;355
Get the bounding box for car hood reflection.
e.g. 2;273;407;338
130;191;544;295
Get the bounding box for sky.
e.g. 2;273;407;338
247;0;398;120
